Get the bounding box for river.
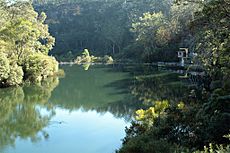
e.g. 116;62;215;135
0;64;189;153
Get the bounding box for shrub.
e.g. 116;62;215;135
194;143;230;153
6;63;23;86
24;53;58;82
74;49;113;64
0;53;10;82
0;53;23;87
82;49;90;57
118;133;176;153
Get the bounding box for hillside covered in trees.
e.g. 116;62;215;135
34;0;197;62
34;0;230;152
0;0;229;152
33;0;230;89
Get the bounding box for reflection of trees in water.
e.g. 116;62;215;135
98;78;143;121
0;88;24;125
99;71;190;119
96;99;138;121
51;65;138;120
23;77;59;105
130;72;190;106
103;64;191;112
51;65;190;121
0;65;192;152
0;77;59;150
87;66;189;120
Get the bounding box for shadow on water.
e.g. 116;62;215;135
50;64;139;120
0;63;192;152
67;63;193;120
0;65;135;152
103;64;191;109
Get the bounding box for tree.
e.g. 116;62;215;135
0;0;58;87
131;12;172;60
192;0;230;82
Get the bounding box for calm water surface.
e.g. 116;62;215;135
0;64;188;153
0;65;136;153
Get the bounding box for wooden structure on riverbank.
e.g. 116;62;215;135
177;48;192;66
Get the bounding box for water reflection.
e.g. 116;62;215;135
130;72;189;106
103;64;190;109
0;65;135;153
0;64;191;153
50;65;137;119
0;77;59;151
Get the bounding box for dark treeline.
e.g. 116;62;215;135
33;0;230;89
0;0;229;152
32;0;230;152
34;0;193;62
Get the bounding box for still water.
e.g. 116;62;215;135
0;64;188;153
0;64;135;153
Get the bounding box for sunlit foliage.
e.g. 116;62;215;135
135;100;169;129
0;0;58;87
74;48;113;65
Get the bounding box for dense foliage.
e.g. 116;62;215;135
0;0;58;87
116;0;230;152
0;0;229;152
34;0;186;62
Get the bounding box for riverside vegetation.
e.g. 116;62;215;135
0;0;59;87
0;0;229;152
74;48;113;64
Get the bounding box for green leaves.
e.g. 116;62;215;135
6;63;23;86
82;48;90;57
190;0;230;82
0;52;24;87
0;52;10;82
24;53;58;83
132;12;168;44
0;0;58;87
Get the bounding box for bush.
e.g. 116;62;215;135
0;53;23;87
194;143;230;153
74;49;114;64
0;52;58;86
118;133;176;153
24;53;58;82
82;49;90;57
6;63;23;86
0;53;10;82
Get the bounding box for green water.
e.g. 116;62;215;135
0;64;188;153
